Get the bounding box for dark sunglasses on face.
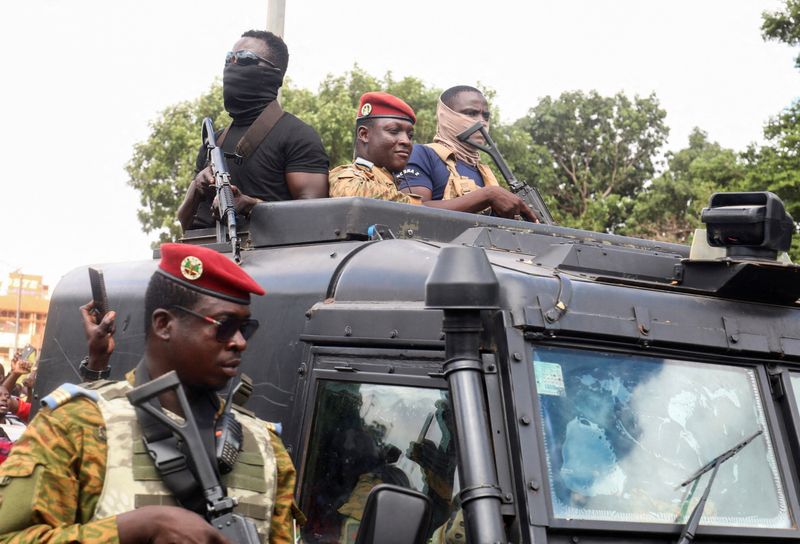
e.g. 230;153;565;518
224;50;279;70
172;305;260;342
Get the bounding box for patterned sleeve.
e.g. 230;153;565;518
329;165;420;205
268;429;302;544
0;398;118;543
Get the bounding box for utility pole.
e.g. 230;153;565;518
267;0;286;37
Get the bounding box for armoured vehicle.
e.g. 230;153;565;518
35;192;800;543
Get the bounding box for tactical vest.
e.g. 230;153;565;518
90;381;277;542
425;143;499;200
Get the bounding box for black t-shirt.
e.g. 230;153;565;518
192;112;329;228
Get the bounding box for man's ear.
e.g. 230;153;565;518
151;309;174;341
356;124;370;145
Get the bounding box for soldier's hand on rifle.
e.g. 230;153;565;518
483;186;540;222
117;505;232;544
79;300;116;371
212;185;262;220
192;166;215;198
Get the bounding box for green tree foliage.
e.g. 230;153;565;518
515;91;669;232
762;0;800;68
622;129;745;243
741;102;800;259
125;82;229;245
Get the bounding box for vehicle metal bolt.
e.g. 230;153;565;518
571;537;580;543
330;252;337;258
390;329;399;338
730;334;739;343
344;325;352;336
528;480;539;491
407;229;414;237
486;364;496;372
520;415;531;425
513;352;522;361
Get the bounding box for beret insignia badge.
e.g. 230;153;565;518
180;256;203;280
360;103;372;116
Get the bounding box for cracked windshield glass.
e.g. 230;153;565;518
533;347;791;528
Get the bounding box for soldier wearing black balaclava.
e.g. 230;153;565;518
178;30;330;231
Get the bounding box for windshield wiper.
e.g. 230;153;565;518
675;429;763;544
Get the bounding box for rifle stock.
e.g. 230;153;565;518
457;122;554;225
202;118;241;263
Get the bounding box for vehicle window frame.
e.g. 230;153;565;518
294;346;455;541
518;342;800;540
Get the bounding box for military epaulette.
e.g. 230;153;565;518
354;157;374;171
265;421;283;436
40;383;100;410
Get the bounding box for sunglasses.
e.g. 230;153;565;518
224;50;279;70
172;305;260;342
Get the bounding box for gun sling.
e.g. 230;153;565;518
218;100;285;160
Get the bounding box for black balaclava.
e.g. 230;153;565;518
223;63;284;126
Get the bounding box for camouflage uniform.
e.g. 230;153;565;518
0;376;300;544
329;159;422;205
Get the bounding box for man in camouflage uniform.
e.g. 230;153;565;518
329;91;422;205
0;243;300;543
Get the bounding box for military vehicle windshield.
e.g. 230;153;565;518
300;381;457;543
533;346;792;529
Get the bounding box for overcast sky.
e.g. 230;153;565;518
1;0;798;290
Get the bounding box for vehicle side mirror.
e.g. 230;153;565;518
354;484;432;544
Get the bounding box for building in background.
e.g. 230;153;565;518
0;273;50;371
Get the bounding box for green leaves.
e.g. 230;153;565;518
516;90;669;232
762;0;800;68
125;80;228;246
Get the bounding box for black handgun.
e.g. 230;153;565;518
88;267;108;321
457;122;554;225
202;118;241;264
127;372;259;544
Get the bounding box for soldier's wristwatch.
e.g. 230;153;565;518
79;357;111;381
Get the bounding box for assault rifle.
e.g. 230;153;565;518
457;122;554;225
202;118;241;263
127;371;260;544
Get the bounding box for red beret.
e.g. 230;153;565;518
156;243;265;304
357;92;416;124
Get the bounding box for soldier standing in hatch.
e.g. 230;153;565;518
0;244;300;543
329;91;537;221
401;85;536;220
178;30;329;231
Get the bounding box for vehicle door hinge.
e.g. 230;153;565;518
767;366;785;400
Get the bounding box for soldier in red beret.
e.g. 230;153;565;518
329;91;538;221
0;244;301;543
329;91;423;205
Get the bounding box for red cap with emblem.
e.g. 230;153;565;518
357;92;416;124
156;243;265;304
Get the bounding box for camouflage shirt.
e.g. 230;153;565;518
329;159;422;205
0;384;299;544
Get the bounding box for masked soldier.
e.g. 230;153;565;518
179;30;330;231
402;85;537;220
